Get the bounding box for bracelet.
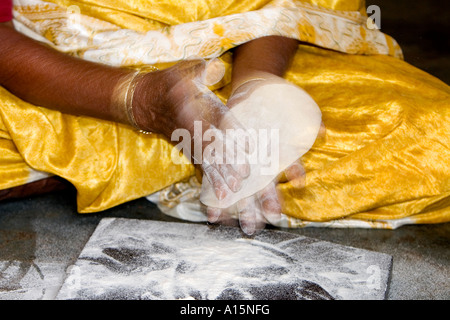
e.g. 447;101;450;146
112;66;158;134
230;77;266;97
123;70;143;129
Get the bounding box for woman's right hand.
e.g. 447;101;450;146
132;59;251;203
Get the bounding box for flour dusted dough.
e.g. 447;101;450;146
200;82;322;208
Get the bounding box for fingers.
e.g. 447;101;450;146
217;163;243;192
257;182;282;225
236;196;266;236
206;206;222;223
206;180;283;236
201;126;250;201
202;58;226;87
206;198;263;236
319;121;326;138
282;160;306;189
201;161;231;201
168;57;226;88
236;182;283;235
206;206;238;227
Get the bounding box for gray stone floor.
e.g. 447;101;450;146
0;0;449;300
0;190;448;300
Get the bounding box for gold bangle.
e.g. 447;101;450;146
230;77;266;97
124;70;145;130
123;70;141;129
112;66;158;134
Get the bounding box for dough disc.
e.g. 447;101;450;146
200;82;322;208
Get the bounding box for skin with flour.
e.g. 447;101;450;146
200;79;322;209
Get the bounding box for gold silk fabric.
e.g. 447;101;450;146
1;0;449;228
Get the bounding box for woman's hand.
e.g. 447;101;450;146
205;71;325;235
132;59;252;203
206;159;307;235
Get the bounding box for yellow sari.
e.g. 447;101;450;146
1;0;449;228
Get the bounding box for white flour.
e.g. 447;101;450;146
56;218;391;300
0;261;67;300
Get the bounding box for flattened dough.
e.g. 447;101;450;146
200;82;322;208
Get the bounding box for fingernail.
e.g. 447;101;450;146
208;208;220;223
227;176;241;192
238;164;250;178
240;220;255;236
204;58;226;86
216;188;226;200
208;214;219;223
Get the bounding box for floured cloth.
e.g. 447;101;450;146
0;0;449;228
56;218;392;300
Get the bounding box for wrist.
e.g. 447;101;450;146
132;69;168;134
111;67;161;134
110;70;141;126
230;70;272;97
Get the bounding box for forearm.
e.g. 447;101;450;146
0;23;232;143
0;24;133;125
231;36;299;91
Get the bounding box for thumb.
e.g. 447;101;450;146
200;58;226;87
174;57;225;87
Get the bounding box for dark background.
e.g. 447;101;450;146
367;0;450;84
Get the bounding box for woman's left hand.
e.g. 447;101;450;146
205;71;325;235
